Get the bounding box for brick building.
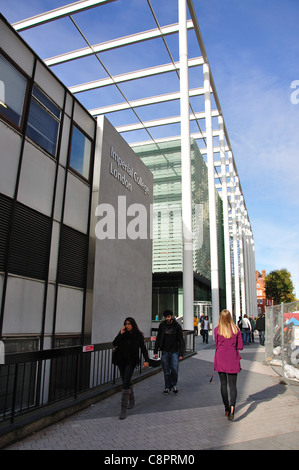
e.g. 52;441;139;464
256;270;272;314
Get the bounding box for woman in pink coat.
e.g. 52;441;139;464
213;309;243;420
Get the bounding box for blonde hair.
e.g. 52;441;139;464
217;309;239;338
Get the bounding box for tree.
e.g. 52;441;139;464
265;269;296;305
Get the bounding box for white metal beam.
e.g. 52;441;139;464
179;0;193;331
200;145;229;155
115;110;218;133
69;57;204;93
130;129;220;146
13;0;117;31
204;62;220;328
45;20;194;66
89;87;205;115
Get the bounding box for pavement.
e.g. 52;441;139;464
4;334;299;452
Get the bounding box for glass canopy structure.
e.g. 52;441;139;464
10;0;257;329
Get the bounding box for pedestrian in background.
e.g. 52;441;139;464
256;312;266;346
194;315;199;336
241;314;252;345
212;309;243;421
113;317;149;419
249;315;255;343
237;315;243;331
201;315;210;343
154;309;185;394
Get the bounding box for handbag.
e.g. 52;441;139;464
112;345;120;365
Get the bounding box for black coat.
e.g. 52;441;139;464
256;314;265;331
154;319;185;356
113;330;149;367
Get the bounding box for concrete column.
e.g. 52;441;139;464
204;62;219;330
179;0;193;330
219;116;232;313
237;190;246;317
229;152;240;319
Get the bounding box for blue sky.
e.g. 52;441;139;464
1;0;298;298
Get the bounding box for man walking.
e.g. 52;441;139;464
256;312;265;346
154;309;185;394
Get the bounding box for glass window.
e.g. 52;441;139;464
69;125;92;180
26;85;60;157
0;53;28;128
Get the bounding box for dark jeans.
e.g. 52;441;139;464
161;351;179;389
242;328;250;345
203;329;209;343
118;362;135;389
258;331;265;345
218;372;238;411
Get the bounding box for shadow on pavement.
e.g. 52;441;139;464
234;382;288;421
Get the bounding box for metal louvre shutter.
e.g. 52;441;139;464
0;193;13;271
8;202;51;280
57;225;88;288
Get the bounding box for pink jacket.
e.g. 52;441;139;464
212;326;243;374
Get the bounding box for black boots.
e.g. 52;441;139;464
127;385;135;409
119;385;135;419
119;389;130;419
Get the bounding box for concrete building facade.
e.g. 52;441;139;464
0;14;153;351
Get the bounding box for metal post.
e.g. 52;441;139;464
179;0;193;331
281;302;285;378
204;62;219;330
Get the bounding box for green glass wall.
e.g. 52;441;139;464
134;139;226;320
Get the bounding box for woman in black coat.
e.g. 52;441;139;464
113;317;149;419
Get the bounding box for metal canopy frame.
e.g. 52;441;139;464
12;0;257;325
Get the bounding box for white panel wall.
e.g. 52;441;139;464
73;101;95;139
17;141;56;216
0;124;21;198
2;276;44;334
55;286;83;334
34;61;65;109
63;173;90;234
0;23;34;76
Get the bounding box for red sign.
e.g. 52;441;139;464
82;345;94;352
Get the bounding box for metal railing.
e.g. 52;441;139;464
0;331;194;428
265;300;299;397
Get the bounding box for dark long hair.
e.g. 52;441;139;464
124;317;144;337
